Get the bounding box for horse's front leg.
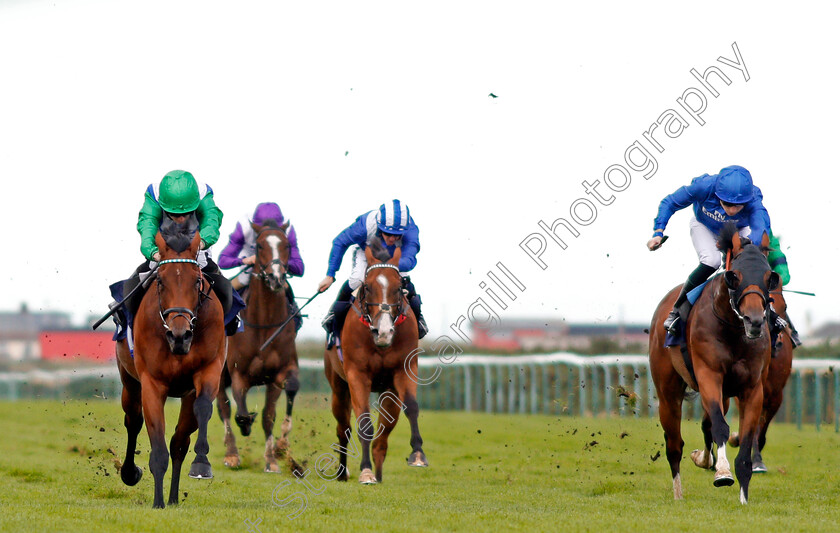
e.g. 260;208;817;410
346;369;376;484
140;375;170;509
231;370;256;437
169;391;198;505
735;382;763;504
695;367;734;488
189;362;223;480
394;369;427;469
262;382;283;473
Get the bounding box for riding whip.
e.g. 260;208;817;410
259;291;321;351
92;264;160;330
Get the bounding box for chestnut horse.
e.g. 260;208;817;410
324;242;428;484
217;220;300;472
728;287;794;473
649;222;779;504
115;226;226;509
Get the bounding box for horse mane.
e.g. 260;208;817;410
368;237;394;263
716;221;749;258
159;213;199;253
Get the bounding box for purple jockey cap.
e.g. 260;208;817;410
252;202;284;225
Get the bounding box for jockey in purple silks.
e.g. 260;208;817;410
218;202;305;331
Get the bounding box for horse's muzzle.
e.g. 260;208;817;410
166;329;193;355
741;315;765;340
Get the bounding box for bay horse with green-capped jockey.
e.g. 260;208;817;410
649;221;779;504
115;223;226;509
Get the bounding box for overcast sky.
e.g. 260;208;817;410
1;0;837;341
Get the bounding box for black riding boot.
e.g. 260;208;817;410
202;259;237;335
402;277;429;339
664;263;718;334
322;281;354;349
285;283;303;332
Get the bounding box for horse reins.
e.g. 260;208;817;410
156;258;210;332
357;263;408;328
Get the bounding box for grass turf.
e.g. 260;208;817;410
1;397;839;532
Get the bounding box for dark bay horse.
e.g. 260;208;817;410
728;287;794;473
649;222;780;504
217;220;300;472
324;243;427;484
115;227;226;509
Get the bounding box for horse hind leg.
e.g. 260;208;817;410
217;370;241;468
118;364;144;487
329;376;352;482
168;392;198;506
231;372;257;437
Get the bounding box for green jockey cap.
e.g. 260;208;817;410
158;170;200;214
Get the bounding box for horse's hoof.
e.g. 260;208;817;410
359;468;377;484
690;449;713;470
752;461;768;474
235;413;257;436
121;464;143;486
713;470;734;487
223;455;241;469
265;462;281;473
189;463;214;480
728;433;741;448
406;451;428;467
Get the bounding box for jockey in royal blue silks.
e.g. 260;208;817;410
317;199;427;348
647;165;800;345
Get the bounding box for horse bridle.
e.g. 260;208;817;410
156;258;210;332
357;263;408;329
255;228;289;293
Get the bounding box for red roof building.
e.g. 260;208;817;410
39;331;115;361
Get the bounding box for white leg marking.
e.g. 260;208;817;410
673;473;683;500
740;487;747;505
716;442;731;473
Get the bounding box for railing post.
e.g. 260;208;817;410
529;364;538;415
464;365;472;412
484;364;492;414
795;370;803;431
815;370;822;432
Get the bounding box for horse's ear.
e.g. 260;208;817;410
766;271;781;291
760;231;771;256
730;230;742;257
724;270;741;289
281;220;290;232
389;247;402;266
154;232;167;254
189;231;202;255
364;245;375;265
251;222;262;233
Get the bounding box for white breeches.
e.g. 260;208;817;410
689;216;751;268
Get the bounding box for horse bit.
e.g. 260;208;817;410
156;258;210;331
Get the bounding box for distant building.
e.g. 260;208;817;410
0;304;116;362
471;318;649;352
0;305;72;361
805;321;840;347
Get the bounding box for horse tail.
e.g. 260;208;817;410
716;221;742;258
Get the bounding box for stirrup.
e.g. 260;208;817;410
321;310;335;332
417;316;429;339
790;329;802;348
663;310;680;334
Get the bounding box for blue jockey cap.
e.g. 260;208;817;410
714;166;755;204
376;199;410;235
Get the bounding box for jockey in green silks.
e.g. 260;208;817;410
113;170;238;336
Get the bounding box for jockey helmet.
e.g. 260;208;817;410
376;199;410;235
252;202;284;225
158;170;200;214
714;165;755;205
